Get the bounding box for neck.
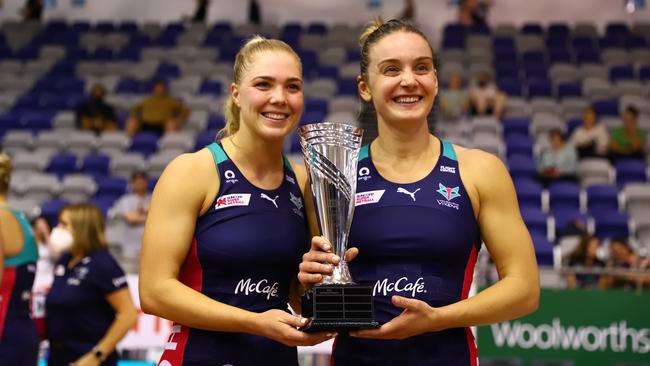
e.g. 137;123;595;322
373;118;435;160
222;128;285;174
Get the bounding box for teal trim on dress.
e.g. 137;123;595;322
207;142;229;165
359;145;369;161
2;207;38;267
442;140;457;161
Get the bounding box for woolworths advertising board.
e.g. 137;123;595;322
477;289;650;365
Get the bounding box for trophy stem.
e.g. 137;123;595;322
322;259;355;284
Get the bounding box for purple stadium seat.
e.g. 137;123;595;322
514;178;543;209
586;184;620;212
548;181;581;211
591;209;629;239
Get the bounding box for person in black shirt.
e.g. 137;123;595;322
75;84;118;134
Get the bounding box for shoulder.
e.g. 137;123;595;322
455;144;512;192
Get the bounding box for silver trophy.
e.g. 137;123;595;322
298;122;378;331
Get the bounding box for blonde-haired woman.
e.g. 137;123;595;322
0;153;39;366
45;204;137;366
139;36;331;366
299;19;539;365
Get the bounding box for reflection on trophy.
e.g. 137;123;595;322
298;122;379;332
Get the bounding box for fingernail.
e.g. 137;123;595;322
332;255;340;262
301;318;308;324
323;244;331;250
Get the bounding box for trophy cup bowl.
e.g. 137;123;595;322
298;122;379;332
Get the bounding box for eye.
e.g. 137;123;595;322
415;63;431;74
287;83;302;93
382;65;400;75
254;81;272;90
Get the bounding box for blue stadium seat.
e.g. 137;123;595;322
557;82;582;99
503;118;530;136
575;49;600;64
46;153;78;178
520;207;548;239
207;114;226;130
552;207;589;237
337;79;358;96
626;35;647;49
548;181;581;211
586;184;619;212
528;79;553;98
592;99;619;117
508;155;537;180
129;132;160;156
23;112;54;132
199;80;223;95
497;79;523;97
305;98;329;116
95;176;128;201
591;209;629;239
639;65;650;83
89;196;116;218
521;23;543;35
505;134;533;157
156;62;181;79
317;66;339;79
548;23;570;39
609;65;635;82
566;117;583;134
194;130;218;151
532;234;554;266
307;23;327;34
514;178;543;209
615;159;647;186
81;154;111;178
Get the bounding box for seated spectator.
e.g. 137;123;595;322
569;107;609;158
566;235;607;289
439;72;470;120
112;172;150;260
125;79;189;136
75;84;118;134
537;129;578;185
458;0;492;27
609;106;647;161
469;72;507;119
607;238;650;289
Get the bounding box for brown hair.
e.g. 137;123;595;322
569;234;599;264
358;18;435;82
219;35;302;139
62;203;108;256
0;153;12;194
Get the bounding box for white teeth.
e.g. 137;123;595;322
262;112;287;120
395;96;419;103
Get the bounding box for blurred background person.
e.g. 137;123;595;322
609;106;647;161
469;72;506;118
45;204;137;366
75;83;118;135
458;0;492;27
439;72;470;120
569;107;609;158
565;235;607;289
607;238;650;289
0;153;39;366
537;129;578;185
125;79;189;137
113;172;150;261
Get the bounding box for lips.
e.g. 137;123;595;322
393;95;422;104
261;112;289;120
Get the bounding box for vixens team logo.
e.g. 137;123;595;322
436;183;461;210
289;192;303;210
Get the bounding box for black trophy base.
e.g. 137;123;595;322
300;283;380;332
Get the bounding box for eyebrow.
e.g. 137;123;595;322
377;56;434;67
252;76;303;83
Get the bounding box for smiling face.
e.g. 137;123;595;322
358;31;437;127
231;50;303;141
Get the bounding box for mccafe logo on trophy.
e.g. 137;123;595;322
298;122;379;332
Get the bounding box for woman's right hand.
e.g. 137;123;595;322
252;309;335;346
297;236;358;289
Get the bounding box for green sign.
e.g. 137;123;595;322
477;289;650;366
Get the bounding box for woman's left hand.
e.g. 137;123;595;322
69;352;101;366
350;296;441;340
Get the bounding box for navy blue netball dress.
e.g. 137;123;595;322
333;139;481;366
157;143;309;366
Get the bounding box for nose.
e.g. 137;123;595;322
269;85;287;105
400;70;416;87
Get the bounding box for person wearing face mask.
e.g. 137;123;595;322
0;153;39;366
298;19;539;365
45;204;137;366
138;36;333;366
75;84;118;135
